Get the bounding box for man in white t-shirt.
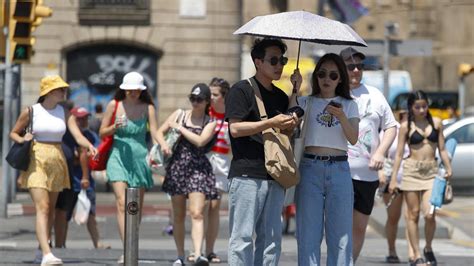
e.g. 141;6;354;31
340;47;397;262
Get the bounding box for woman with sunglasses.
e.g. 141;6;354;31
99;72;160;264
293;53;359;266
10;75;97;265
158;83;217;266
389;90;452;266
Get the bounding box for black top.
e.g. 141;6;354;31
225;77;289;180
409;128;439;145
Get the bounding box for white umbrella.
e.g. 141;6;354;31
234;10;367;68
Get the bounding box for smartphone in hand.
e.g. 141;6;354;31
327;101;342;108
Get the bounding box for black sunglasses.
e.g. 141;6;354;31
189;96;204;103
264;56;288;66
316;71;339;81
346;63;364;71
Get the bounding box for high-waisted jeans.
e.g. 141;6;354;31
296;157;354;266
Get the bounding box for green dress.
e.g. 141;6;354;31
106;115;153;188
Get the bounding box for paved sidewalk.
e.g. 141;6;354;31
1;192;473;265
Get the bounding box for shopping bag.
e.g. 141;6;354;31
74;189;91;225
430;174;446;208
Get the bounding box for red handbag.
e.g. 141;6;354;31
89;100;119;170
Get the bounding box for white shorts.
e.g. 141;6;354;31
206;152;231;192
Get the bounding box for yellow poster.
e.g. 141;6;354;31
273;57;316;96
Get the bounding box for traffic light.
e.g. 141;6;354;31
458;63;474;77
7;0;52;63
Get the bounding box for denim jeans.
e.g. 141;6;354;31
228;177;285;266
295;158;354;266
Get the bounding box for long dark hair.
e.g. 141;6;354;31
311;53;352;99
114;89;154;106
406;90;435;139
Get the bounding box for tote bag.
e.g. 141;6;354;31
89;101;119;170
6;106;33;171
147;109;185;175
249;78;300;189
285;96;313;206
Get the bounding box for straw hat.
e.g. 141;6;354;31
39;75;69;96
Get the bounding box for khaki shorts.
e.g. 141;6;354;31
401;158;437;191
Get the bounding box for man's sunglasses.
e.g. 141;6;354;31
316;71;339;81
264;56;288;66
189;96;204;103
346;63;364;71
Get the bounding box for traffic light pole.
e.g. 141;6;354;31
458;76;465;118
2;23;13;218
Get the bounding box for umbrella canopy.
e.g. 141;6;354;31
234;10;367;48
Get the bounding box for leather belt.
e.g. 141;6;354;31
303;154;348;161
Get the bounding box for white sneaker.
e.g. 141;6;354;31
117;254;124;264
41;253;62;265
33;249;42;264
172;258;185;266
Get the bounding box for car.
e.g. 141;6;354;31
392;91;459;120
443;116;474;191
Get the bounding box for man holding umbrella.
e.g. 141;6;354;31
340;47;397;262
225;38;301;265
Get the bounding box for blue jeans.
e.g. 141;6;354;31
228;177;285;266
295;158;354;266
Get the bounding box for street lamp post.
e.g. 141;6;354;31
383;22;398;100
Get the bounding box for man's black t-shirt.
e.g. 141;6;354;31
225;77;289;180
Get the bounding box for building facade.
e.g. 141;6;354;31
17;0;474;121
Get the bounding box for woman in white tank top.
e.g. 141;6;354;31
9;75;97;265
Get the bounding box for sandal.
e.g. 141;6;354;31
207;252;221;263
187;252;196;262
385;255;400;263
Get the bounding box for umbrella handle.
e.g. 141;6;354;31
292;40;302;95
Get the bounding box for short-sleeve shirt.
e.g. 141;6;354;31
299;96;359;151
71;129;97;192
225;78;289;180
348;83;397;182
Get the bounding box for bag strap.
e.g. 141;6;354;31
109;100;119;125
175;109;185;125
26;106;33;133
299;96;313;139
248;78;269;121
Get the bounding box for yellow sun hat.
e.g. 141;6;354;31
39;75;69;96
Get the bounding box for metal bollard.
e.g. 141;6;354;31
125;188;140;266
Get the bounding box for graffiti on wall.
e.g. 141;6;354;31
66;44;158;113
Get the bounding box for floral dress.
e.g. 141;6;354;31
162;125;216;198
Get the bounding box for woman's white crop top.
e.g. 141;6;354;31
32;103;66;142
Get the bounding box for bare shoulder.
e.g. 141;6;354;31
106;100;117;111
432;117;442;128
399;120;409;130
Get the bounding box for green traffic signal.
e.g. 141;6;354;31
13;44;29;60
